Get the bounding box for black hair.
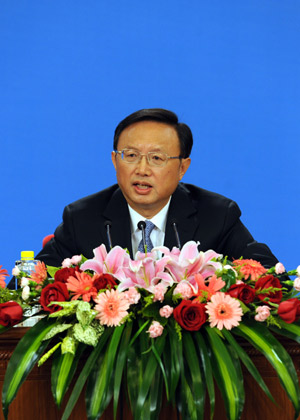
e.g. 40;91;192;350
113;108;193;158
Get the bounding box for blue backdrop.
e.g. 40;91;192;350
1;1;299;281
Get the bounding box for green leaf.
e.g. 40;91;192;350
113;322;133;419
176;335;201;419
164;327;180;402
194;332;215;420
146;367;163;420
73;323;99;347
149;368;163;420
46;265;61;278
269;319;300;344
134;333;166;420
126;320;152;415
61;327;112;420
43;323;73;340
61;335;76;354
182;332;205;420
127;336;143;414
2;317;56;419
86;324;125;420
222;328;275;403
234;320;300;417
76;301;95;327
205;326;244;420
51;343;86;407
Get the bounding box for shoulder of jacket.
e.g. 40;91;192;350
65;184;120;212
178;182;236;206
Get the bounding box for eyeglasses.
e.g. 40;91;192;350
114;149;182;167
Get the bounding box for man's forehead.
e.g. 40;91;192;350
118;120;179;146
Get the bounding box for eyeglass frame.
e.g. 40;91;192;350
113;148;182;167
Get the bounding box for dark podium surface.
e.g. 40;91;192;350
0;326;300;420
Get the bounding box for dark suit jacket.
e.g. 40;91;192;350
36;183;278;267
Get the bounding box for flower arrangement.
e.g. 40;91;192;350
1;242;300;420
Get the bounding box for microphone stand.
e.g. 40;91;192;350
137;221;147;253
171;219;181;250
104;221;113;249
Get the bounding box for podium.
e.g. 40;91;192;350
1;327;300;420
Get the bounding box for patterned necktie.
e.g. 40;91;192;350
138;220;155;253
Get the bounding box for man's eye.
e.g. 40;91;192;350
152;154;163;161
125;151;138;158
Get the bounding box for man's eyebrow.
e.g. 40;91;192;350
124;145;165;152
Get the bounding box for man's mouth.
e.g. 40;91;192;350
133;182;152;192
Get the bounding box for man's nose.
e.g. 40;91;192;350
135;154;151;174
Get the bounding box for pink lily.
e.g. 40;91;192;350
161;241;222;288
81;244;129;278
117;255;173;293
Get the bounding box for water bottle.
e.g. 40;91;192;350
15;251;38;289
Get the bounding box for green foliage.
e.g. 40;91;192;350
46;266;61;279
76;301;95;327
49;300;79;318
174;320;182;341
73;323;100;347
220;268;237;290
38;342;62;367
0;288;19;304
43;323;73;340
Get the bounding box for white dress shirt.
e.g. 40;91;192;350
128;199;171;257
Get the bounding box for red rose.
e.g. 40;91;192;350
40;282;69;313
278;299;300;323
173;300;207;331
255;275;282;304
93;274;117;291
54;266;81;283
227;283;255;304
0;301;23;327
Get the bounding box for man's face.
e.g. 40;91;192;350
111;120;191;218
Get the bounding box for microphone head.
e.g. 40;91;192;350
137;220;146;230
170;218;178;227
104;220;112;227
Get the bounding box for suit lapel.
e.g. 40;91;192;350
102;188;133;256
101;183;199;256
164;184;199;249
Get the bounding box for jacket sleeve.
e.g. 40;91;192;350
35;205;79;267
217;200;278;268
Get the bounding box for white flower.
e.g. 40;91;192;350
224;264;238;277
294;277;300;292
71;255;82;265
62;258;72;268
22;285;30;300
147;321;164;338
275;262;285;275
254;305;270;322
159;305;173;318
12;266;20;276
20;277;29;287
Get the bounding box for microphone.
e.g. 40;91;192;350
170;219;181;249
104;221;113;249
137;221;146;253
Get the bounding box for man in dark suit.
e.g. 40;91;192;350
36;108;278;268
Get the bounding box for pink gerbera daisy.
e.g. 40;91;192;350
66;271;98;302
0;265;8;288
206;292;243;330
30;261;48;285
233;259;267;281
94;289;130;327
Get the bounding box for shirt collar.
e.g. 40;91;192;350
128;199;171;233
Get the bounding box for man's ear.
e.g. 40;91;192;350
111;151;117;170
179;157;191;180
